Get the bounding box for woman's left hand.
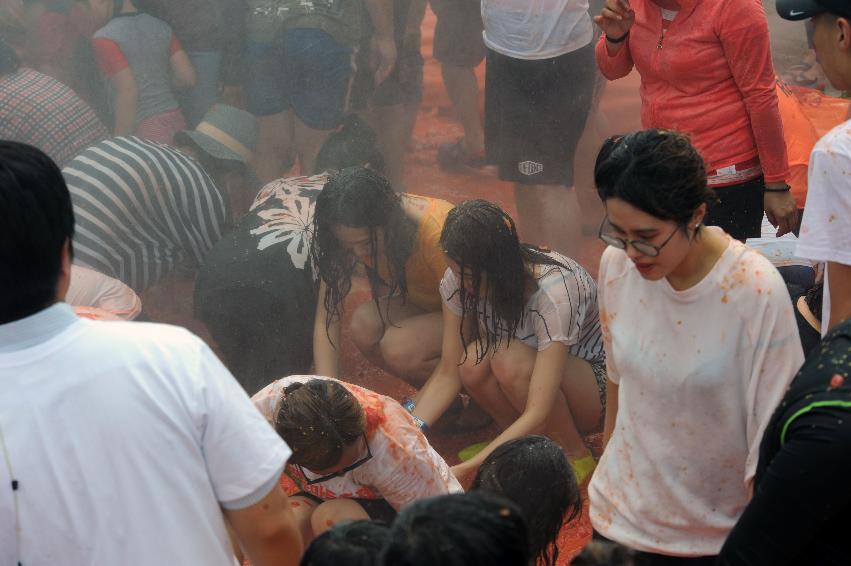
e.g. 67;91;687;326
764;187;799;237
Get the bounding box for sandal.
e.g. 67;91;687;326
437;139;486;171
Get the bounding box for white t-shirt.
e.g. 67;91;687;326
482;0;593;60
797;118;851;335
252;376;463;510
589;235;804;556
66;264;142;320
440;252;605;363
0;305;291;566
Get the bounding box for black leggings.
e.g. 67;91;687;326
704;177;764;242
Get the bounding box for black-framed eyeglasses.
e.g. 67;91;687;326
298;433;373;485
598;217;679;258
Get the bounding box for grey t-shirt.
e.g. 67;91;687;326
94;12;179;123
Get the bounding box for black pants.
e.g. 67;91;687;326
704;177;764;241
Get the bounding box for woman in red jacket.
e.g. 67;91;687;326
594;0;799;241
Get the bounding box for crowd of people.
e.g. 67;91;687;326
2;0;851;564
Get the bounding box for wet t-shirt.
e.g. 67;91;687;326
440;251;604;363
589;232;804;556
251;376;463;509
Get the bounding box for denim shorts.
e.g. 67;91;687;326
246;28;354;129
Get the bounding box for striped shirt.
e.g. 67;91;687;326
0;68;108;168
440;251;604;363
64;137;228;291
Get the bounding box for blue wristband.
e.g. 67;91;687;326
402;399;416;413
412;415;429;432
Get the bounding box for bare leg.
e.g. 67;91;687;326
441;64;484;156
514;183;583;257
491;340;599;459
310;499;370;537
294;117;332;176
253;111;294;183
458;341;519;429
349;296;443;387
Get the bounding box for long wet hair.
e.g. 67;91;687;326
439;200;569;363
312;166;417;340
594;129;716;232
274;380;365;471
472;436;582;566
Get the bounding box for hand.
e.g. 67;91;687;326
593;0;635;41
370;35;398;86
450;462;478;489
763;187;799;237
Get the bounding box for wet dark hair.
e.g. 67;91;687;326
595;130;716;230
440;199;572;363
378;492;530;566
0;36;20;75
301;520;389;566
0;142;75;323
312;166;417;343
805;280;824;321
274;380;365;470
472;436;581;566
572;541;637;566
314;115;385;175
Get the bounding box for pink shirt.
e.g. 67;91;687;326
595;0;789;184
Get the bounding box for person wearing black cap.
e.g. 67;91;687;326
62;103;257;292
775;0;851;337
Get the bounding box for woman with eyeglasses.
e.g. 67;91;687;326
251;375;462;545
409;199;606;485
587;130;804;563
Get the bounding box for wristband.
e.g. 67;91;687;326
412;415;429;432
606;31;630;44
763;183;791;193
402;399;416;413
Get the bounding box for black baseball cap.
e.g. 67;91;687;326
777;0;851;20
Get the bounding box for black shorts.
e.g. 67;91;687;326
294;491;398;524
484;44;595;186
704;177;765;242
431;0;485;68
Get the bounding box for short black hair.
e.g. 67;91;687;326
300;520;389;566
595;129;716;227
0;141;75;323
378;492;530;566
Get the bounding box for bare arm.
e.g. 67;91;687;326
456;343;568;473
170;48;197;91
224;484;303;566
110;67;138;136
411;301;467;426
602;379;619;449
827;262;851;331
313;280;342;378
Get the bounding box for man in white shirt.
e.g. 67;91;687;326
0;141;302;565
779;0;851;333
482;0;596;257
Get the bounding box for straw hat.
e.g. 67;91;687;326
175;104;258;165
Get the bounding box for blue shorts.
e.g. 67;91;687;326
246;28;353;129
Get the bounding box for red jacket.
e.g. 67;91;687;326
595;0;789;184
